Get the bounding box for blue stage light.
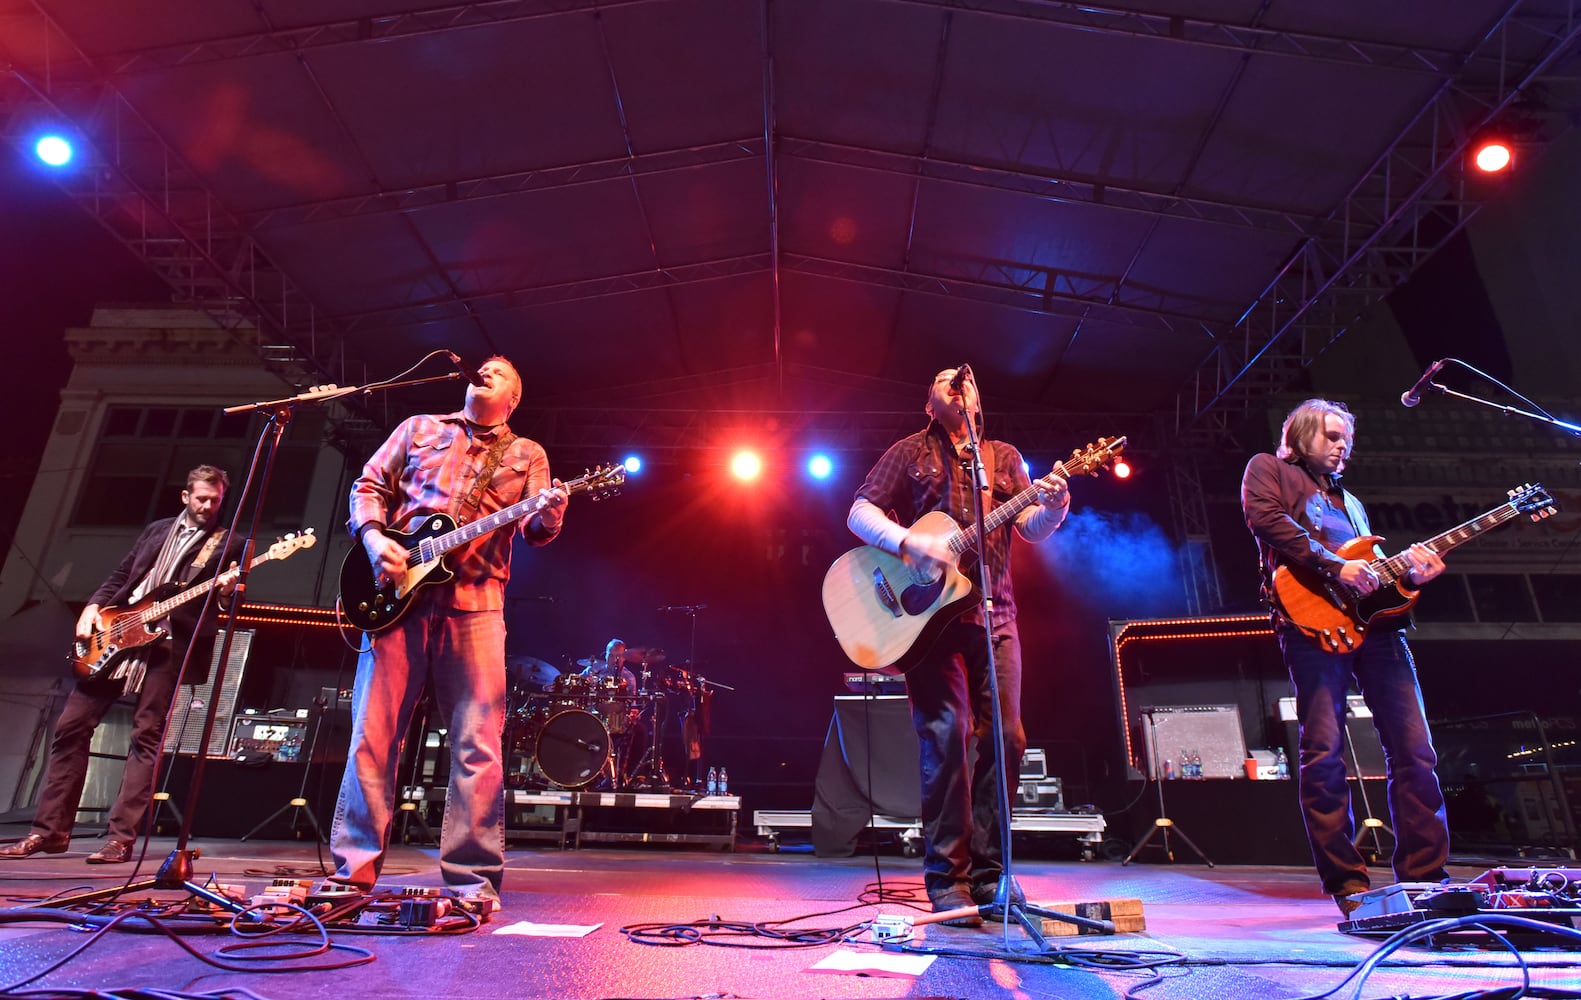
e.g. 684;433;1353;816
35;135;73;167
807;454;834;480
622;455;642;475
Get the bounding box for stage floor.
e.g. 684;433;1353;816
0;832;1576;999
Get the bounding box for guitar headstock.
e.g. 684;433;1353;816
266;528;317;560
1057;435;1127;478
570;464;627;502
1508;482;1558;521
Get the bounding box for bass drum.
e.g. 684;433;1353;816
535;709;611;789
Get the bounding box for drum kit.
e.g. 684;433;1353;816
503;646;714;792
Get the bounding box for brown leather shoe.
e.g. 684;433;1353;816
86;839;133;864
0;833;70;858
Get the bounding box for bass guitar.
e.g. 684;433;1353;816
822;436;1125;674
69;529;318;681
1274;482;1557;653
338;464;626;633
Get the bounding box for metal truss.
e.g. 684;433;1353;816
104;0;662;76
512;403;1143;463
0;19;344;391
100;0;1482;78
885;0;1516;76
1164;452;1224;614
1170;2;1581;448
248;138;766;232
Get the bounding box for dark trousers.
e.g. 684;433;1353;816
905;617;1025;898
1280;625;1450;895
30;648;180;844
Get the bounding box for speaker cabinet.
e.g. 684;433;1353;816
1137;704;1247;779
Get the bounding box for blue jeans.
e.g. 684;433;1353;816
1279;624;1450;895
330;596;508;896
905;618;1025;899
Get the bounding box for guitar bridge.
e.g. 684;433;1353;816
873;568;902;617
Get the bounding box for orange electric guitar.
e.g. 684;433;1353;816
1273;483;1556;653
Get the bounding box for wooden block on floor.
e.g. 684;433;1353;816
1036;897;1147;936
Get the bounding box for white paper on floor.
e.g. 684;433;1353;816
492;921;603;936
807;950;936;978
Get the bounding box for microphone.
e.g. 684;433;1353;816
446;351;485;387
948;364;972;393
1400;359;1446;408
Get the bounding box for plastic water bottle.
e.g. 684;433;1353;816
706;766;719;796
718;767;729;795
1275;747;1290;780
1189;749;1203;780
1179;749;1190;781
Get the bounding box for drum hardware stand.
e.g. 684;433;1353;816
239;693;330;843
1122;707;1214;868
658;603;710;790
950;366;1114;944
625;691;670;791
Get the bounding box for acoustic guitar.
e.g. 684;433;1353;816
822;436;1125;674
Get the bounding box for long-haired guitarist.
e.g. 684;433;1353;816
1241;397;1450;917
845;366;1070;927
1;465;242;865
326;356;568;913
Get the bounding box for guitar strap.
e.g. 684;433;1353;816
453;429;517;526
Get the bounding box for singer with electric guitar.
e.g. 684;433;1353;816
841;365;1079;927
1242;397;1473;916
2;465;247;865
326;354;569;914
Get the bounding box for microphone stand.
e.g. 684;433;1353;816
33;361;467;915
953;372;1111;945
1410;375;1581;437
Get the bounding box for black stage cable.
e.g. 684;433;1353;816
0;907;372;992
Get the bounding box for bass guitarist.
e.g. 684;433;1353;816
326;355;567;912
845;366;1069;927
1241;397;1451;917
1;465;241;864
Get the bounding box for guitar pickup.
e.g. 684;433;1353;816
873;568;902;618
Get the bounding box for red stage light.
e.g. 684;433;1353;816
1471;138;1514;174
1113;457;1132;479
729;450;764;481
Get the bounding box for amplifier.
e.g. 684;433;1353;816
1138;704;1247;779
229;715;309;762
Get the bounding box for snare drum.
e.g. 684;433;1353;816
550;674;594;698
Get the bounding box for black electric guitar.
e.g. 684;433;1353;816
338;465;626;632
1274;482;1557;653
69;530;317;681
822;436;1125;673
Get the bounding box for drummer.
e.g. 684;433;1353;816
580;638;639;695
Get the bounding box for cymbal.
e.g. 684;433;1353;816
575;658;599;671
506;655;559;688
622;646;666;666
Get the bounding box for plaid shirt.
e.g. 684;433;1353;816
349;411;558;612
854;421;1032;628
